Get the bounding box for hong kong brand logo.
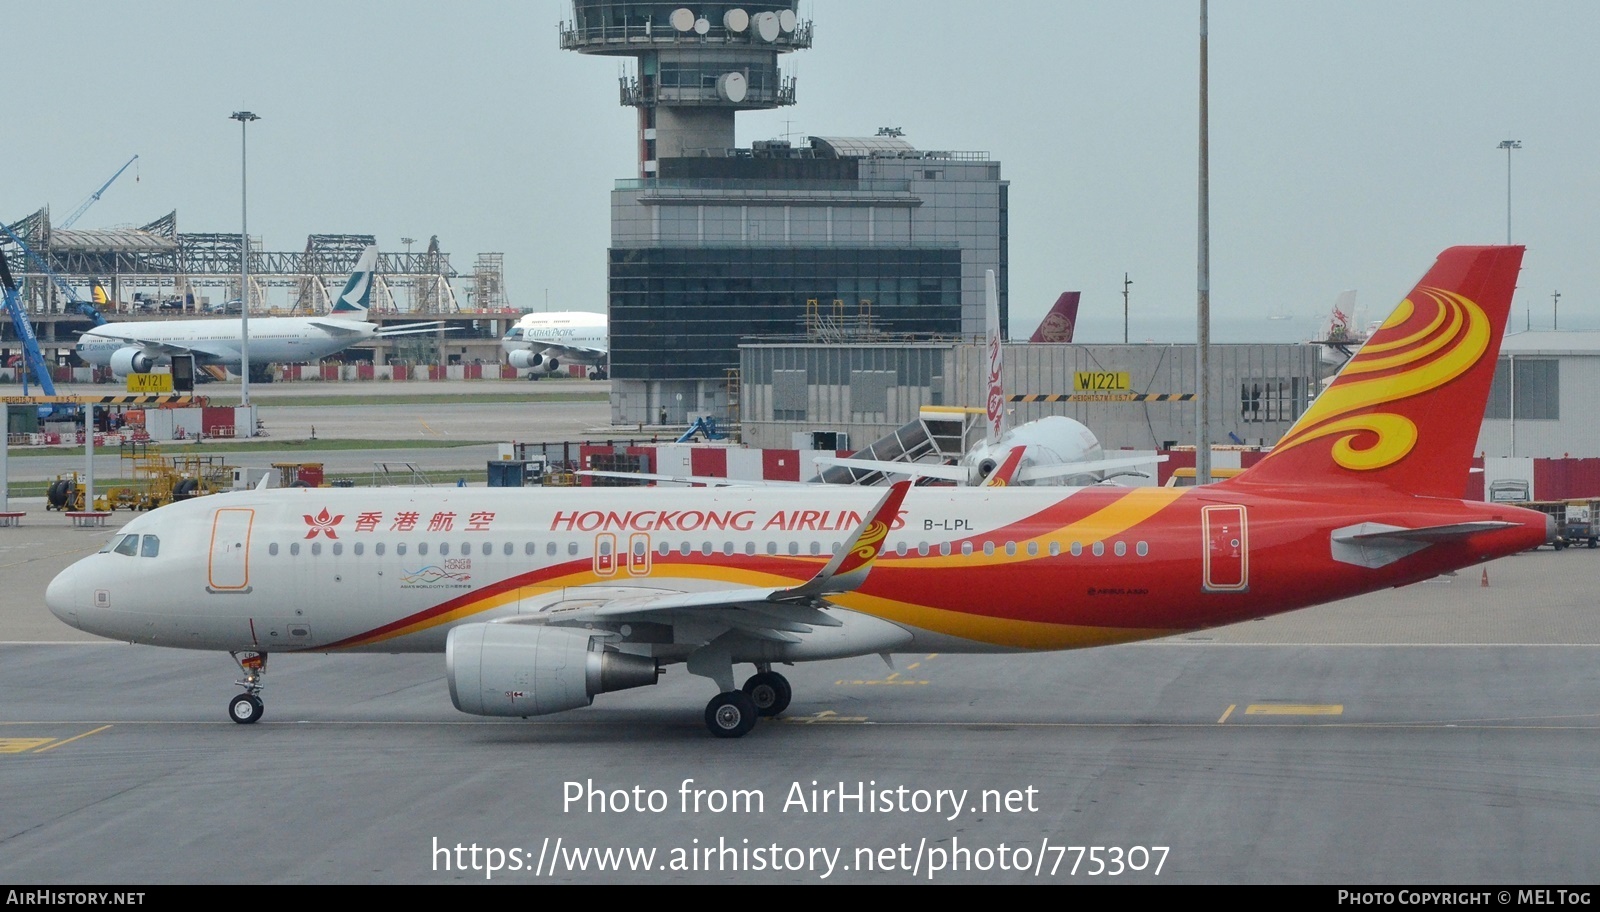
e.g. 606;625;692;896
303;508;345;539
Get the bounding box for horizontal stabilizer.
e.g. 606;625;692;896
1338;521;1518;544
1330;520;1520;569
375;323;457;337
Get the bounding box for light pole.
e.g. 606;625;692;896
231;110;259;421
1195;0;1212;486
401;237;415;310
1552;289;1560;330
1497;139;1520;245
1122;273;1132;344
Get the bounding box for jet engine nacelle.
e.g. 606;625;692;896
445;623;659;717
508;349;560;372
507;349;543;370
109;347;157;376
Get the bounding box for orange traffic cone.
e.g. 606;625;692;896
1481;566;1490;588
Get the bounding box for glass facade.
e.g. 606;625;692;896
609;247;961;380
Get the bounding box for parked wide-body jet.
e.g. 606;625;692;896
501;310;609;380
47;247;1550;737
75;246;445;379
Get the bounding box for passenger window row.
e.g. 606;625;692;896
258;538;1152;559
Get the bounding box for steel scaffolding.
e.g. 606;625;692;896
0;208;463;316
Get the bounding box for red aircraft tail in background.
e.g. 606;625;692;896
1029;292;1081;343
1235;246;1523;497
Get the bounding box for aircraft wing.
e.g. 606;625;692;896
812;453;1169;486
1015;454;1169;483
85;333;234;363
525;341;607;360
576;469;809;488
304;320;374;336
531;481;910;630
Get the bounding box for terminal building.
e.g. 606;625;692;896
563;2;1008;426
1478;331;1600;458
737;338;1328;454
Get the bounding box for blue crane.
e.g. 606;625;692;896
0;249;57;397
0;222;104;326
60;155;138;230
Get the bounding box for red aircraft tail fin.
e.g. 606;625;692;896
1234;246;1523;497
1029;292;1081;343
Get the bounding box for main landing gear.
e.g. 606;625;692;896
228;651;267;724
702;667;792;738
743;670;792;716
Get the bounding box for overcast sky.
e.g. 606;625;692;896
5;1;1595;343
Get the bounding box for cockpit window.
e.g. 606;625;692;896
113;535;139;557
140;535;160;558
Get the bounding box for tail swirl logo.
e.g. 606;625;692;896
1269;286;1489;471
841;520;890;572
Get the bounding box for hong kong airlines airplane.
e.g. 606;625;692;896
46;246;1550;737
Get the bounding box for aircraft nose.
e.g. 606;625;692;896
45;565;84;630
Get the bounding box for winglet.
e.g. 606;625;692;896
782;480;910;598
980;446;1027;486
329;245;379;318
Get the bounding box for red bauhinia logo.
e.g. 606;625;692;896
303;508;345;539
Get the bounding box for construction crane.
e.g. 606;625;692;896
0;221;99;322
60;155;138;230
0;249;57;397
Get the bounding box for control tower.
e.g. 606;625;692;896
560;2;811;176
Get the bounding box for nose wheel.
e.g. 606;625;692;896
228;693;264;724
228;651;267;724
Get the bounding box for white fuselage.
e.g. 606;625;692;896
501;311;608;366
44;485;1080;658
77;316;379;372
962;416;1106;484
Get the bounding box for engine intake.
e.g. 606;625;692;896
508;349;543;370
109;347;156;375
446;623;659;717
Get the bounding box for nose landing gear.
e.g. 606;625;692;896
228;651;267;724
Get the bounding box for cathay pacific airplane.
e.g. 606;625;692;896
46;247;1551;738
501;311;608;379
75;246;446;380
